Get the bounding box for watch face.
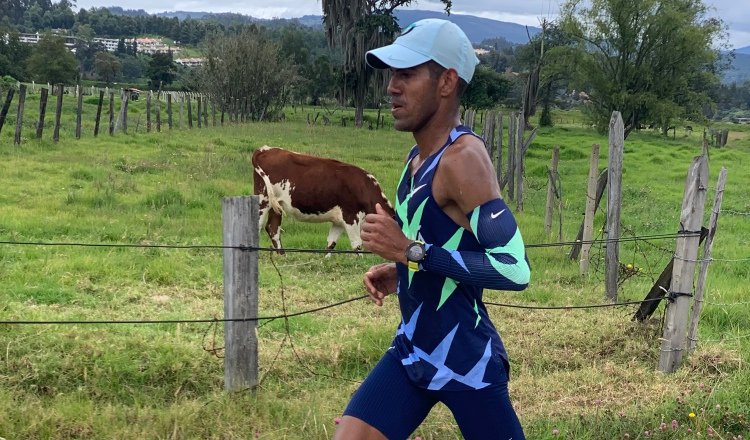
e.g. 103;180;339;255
407;242;425;261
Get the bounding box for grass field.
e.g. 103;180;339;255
0;89;749;439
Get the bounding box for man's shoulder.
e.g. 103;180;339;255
443;133;489;164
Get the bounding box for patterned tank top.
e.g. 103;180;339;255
389;125;510;391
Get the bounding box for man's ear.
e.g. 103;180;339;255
439;68;460;98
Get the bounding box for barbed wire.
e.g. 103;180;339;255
0;231;701;253
0;294;368;326
721;209;750;216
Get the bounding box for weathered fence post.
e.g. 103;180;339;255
506;112;516;200
687;167;727;353
167;93;173;130
14;84;27;145
53;84;63;142
108;92;115;136
203;95;209;127
37;87;48;139
186;95;193;129
117;89;130;134
658;155;709;373
515;112;525;210
155;94;161;132
0;88;15;135
146;91;152;132
75;86;83;139
495;112;503;187
580;144;600;273
605;112;624;301
211;98;216;127
196;95;202;128
544;146;560;235
94;90;104;137
222;196;260;391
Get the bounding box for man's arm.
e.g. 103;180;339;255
361;136;530;291
425;136;530;291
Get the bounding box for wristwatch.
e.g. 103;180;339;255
405;241;427;271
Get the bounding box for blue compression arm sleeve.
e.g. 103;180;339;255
421;198;530;291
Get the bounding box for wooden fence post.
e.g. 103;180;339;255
187;95;193;129
482;110;494;157
580;144;600;273
75;86;83;139
211;98;216;127
495;112;503;187
515;112;525;210
605;112;624;301
544;146;560;235
108;92;115;136
0;88;15;135
222;196;260;391
156;94;161;132
37;87;48;139
94;90;104;137
146;91;152;132
196;95;202;128
14;84;27;146
203;95;209;127
117;90;129;134
167;93;173;130
569;169;607;260
658;155;709;373
687;167;727;353
54;84;63;142
507;112;516;200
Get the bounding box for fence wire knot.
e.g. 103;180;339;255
667;291;694;302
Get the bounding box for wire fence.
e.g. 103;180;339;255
2;229;746;328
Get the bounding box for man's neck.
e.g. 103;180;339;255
413;113;462;158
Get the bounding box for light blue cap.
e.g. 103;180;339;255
366;18;480;83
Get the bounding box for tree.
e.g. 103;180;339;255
461;65;511;110
0;28;31;81
26;33;78;84
95;51;121;84
322;0;451;127
514;21;576;127
198;27;298;121
560;0;728;137
147;52;176;88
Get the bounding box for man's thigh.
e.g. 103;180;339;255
342;353;436;439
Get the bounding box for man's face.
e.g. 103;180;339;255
387;63;442;132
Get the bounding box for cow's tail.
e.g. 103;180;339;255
258;168;283;215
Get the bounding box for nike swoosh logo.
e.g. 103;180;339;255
409;184;427;197
491;209;506;219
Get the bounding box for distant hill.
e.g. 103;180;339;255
299;10;540;45
724;52;750;85
735;45;750;55
155;10;211;20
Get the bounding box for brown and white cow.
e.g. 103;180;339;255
252;146;394;253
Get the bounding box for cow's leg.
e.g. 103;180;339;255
265;209;284;255
253;167;271;242
257;196;270;239
344;220;364;257
325;222;346;258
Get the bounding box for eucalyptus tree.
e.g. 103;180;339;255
560;0;728;137
322;0;451;127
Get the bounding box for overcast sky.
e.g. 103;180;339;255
72;0;750;49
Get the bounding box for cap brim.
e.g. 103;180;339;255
366;43;431;70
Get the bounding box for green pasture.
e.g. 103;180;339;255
0;90;749;439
